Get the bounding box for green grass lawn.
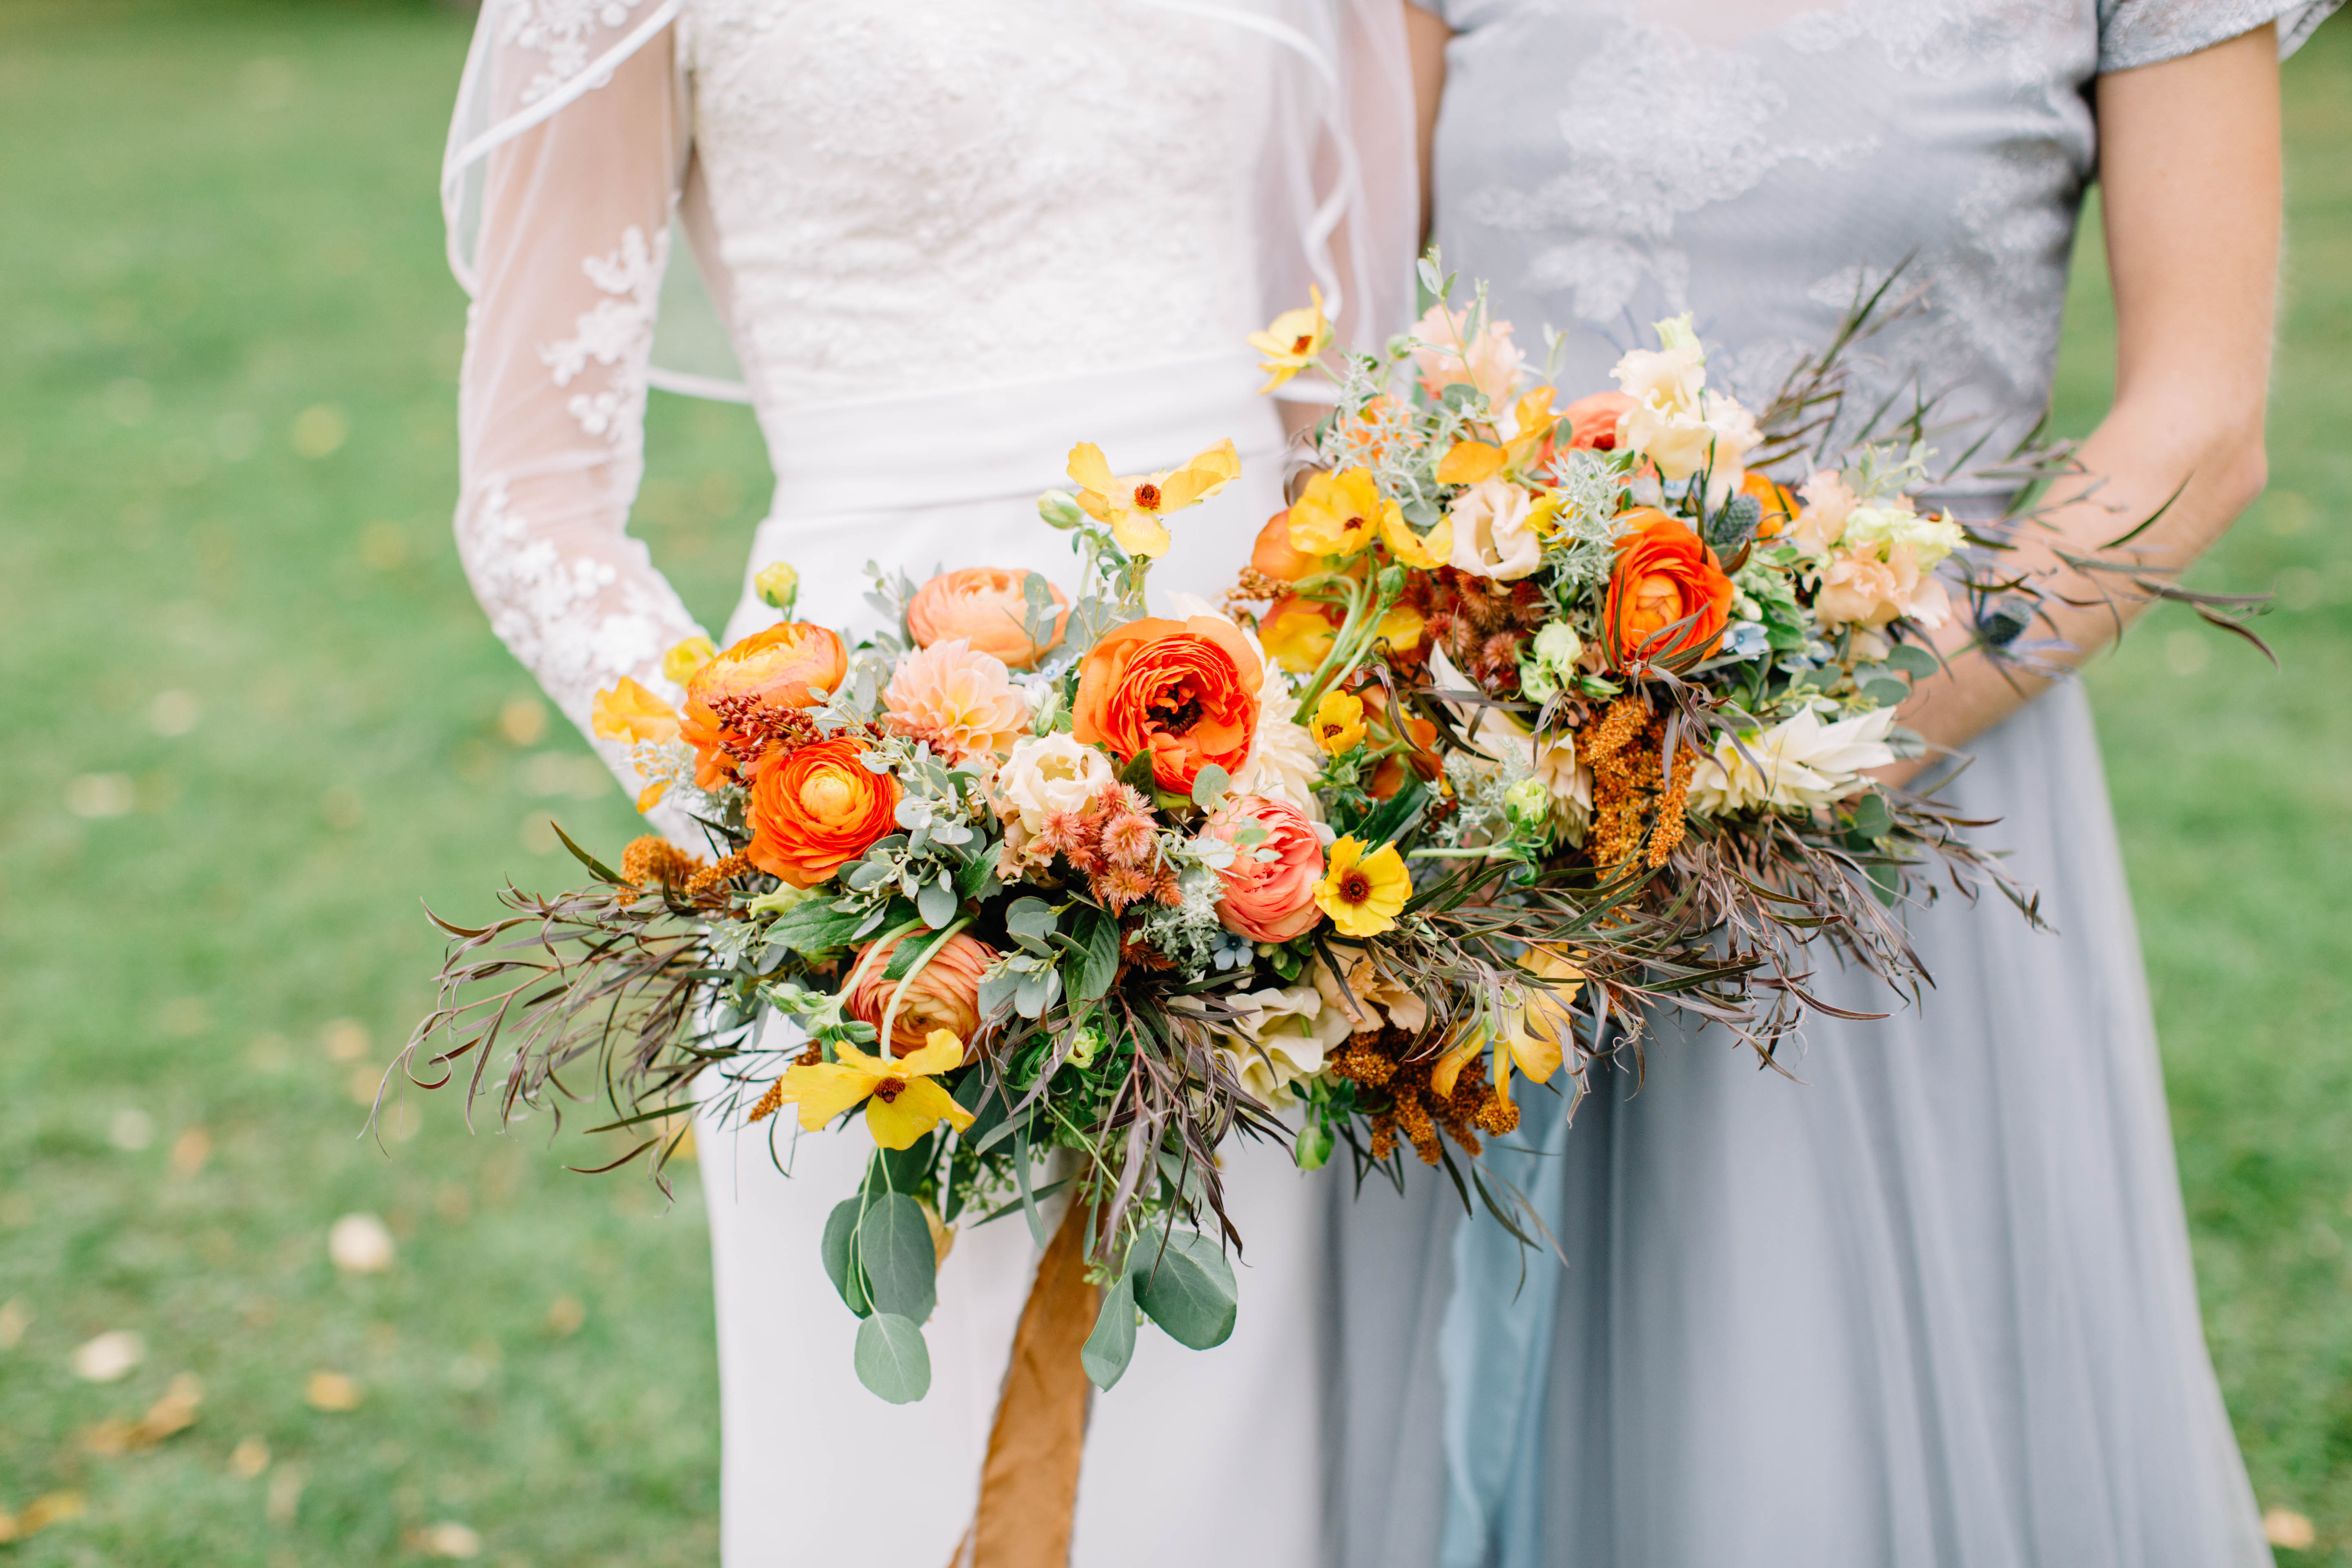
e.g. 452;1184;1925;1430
0;2;2344;1563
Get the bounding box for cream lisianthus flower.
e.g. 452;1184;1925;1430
1611;314;1760;490
995;731;1114;833
1213;984;1352;1109
1813;541;1953;629
1687;706;1900;817
1446;478;1544;580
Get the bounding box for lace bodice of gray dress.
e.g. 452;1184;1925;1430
1326;4;2337;1566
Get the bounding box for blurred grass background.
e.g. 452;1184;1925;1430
0;0;2343;1563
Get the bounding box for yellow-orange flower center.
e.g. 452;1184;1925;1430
1133;481;1163;511
802;773;854;816
1290;333;1314;353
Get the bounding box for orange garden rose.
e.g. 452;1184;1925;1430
1560;390;1636;451
846;930;996;1056
1604;508;1734;668
905;567;1069;670
1072;615;1262;794
746;735;902;887
678;621;849;786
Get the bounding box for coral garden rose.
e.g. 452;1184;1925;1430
1073;615;1263;793
745;735;901;888
677;621;848;786
1251;510;1323;584
1559;390;1636;452
1206;794;1327;942
883;639;1029;764
905;567;1069;670
1604;508;1734;666
846;930;997;1057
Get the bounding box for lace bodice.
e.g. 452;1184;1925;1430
448;0;1337;815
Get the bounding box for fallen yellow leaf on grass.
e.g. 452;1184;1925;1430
2;1491;86;1539
230;1436;270;1478
410;1520;483;1559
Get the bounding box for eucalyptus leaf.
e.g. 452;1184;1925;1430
1861;677;1912;708
769;900;873;958
978;967;1022;1016
1082;1273;1139;1391
1129;1228;1239;1350
1012;965;1062;1020
1885;642;1940;677
1849;792;1893;841
1005;896;1058;955
916;874;957;930
1189;764;1231;813
857;1194;938;1322
853;1313;931;1403
819;1199;873;1318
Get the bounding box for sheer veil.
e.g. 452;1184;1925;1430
441;0;1420;403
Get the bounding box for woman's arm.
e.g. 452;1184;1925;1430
1888;22;2281;781
455;24;709;802
1404;2;1450;244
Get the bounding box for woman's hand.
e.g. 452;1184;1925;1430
1884;22;2282;786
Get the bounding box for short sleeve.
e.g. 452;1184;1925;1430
2098;0;2344;71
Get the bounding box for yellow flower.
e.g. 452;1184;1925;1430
1380;506;1452;570
1498;387;1561;470
754;561;800;612
1436;440;1503;486
1313;835;1412;937
1429;948;1579;1108
1287;468;1392;559
1311;689;1367;755
1375;604;1426;653
592;676;681;745
659;636;717;685
771;1029;976;1152
1067;439;1243;559
1245;285;1333;392
1257;597;1338;675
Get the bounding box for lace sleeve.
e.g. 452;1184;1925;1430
454;13;708;812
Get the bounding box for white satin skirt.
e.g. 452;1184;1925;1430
697;358;1328;1565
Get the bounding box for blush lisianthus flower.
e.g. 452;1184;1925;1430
1410;303;1526;402
1066;439;1242;559
846;931;997;1056
1813;542;1953;630
905;567;1069;670
1789;469;1860;556
883;639;1029;764
1446;479;1544;581
1206;794;1326;942
1686;705;1901;817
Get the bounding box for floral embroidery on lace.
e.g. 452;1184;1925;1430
540;224;666;449
498;0;653;103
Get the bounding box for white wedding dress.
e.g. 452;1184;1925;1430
441;2;1412;1561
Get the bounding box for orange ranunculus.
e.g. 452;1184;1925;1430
1358;684;1443;800
846;930;997;1056
745;735;901;888
1256;595;1341;675
1560;390;1636;452
677;622;849;786
1740;472;1799;539
1072;615;1263;794
1604;508;1734;668
905;567;1069;670
1251;510;1322;585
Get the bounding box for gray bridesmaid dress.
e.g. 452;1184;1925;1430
1326;4;2339;1565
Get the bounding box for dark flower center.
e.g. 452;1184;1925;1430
1148;680;1204;735
1339;871;1372;903
873;1078;906;1104
1290;333;1314;353
1132;481;1163;510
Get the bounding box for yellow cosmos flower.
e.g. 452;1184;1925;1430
1067;439;1243;560
1287;467;1393;558
660;636;717;685
1245;285;1333;393
772;1029;976;1152
1429;948;1580;1108
1380;506;1452;570
1311;688;1367;755
1314;836;1412;937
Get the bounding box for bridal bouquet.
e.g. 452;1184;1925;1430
404;434;1737;1404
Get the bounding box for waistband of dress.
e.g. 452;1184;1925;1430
759;352;1288;518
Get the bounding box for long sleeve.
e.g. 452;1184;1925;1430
453;13;708;805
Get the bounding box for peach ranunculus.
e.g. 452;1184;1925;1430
1560;390;1636;452
1446;479;1544;581
905;568;1069;670
746;734;901;888
1604;508;1735;668
677;621;849;787
1410;303;1526;403
1813;542;1953;630
846;930;997;1056
1072;615;1263;793
883;639;1029;765
1206;794;1326;942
